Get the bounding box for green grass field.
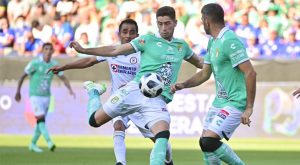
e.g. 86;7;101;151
1;135;300;165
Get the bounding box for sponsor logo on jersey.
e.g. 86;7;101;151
130;57;137;64
156;42;162;47
111;64;137;75
217;109;230;120
161;108;168;112
177;44;183;52
110;96;119;104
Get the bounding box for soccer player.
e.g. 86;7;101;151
48;19;173;165
15;43;75;153
171;3;256;165
62;6;202;165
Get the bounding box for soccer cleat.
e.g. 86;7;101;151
116;162;123;165
47;142;56;152
29;143;43;153
165;160;174;165
83;81;107;95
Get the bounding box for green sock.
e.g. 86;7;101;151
203;152;221;165
87;90;102;119
38;122;52;143
214;143;245;165
150;138;168;165
31;125;41;144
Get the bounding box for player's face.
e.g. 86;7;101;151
157;16;177;41
119;23;138;44
42;45;54;62
201;15;210;35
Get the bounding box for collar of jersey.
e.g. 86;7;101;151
217;27;229;39
155;32;174;42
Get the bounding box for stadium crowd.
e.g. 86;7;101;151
0;0;299;59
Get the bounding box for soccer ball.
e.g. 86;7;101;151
139;73;164;98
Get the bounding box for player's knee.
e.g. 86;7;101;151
114;121;125;131
154;130;170;140
199;137;222;152
89;112;100;128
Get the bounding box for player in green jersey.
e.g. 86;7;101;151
171;3;256;165
15;43;75;153
65;6;202;165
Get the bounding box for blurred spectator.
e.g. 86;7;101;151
260;29;283;58
74;14;99;46
70;32;93;58
0;17;14;56
27;2;53;26
13;16;31;51
140;11;156;35
101;19;118;45
56;0;77;16
0;0;8;18
257;18;270;44
7;0;30;27
235;13;257;44
31;20;52;43
246;33;260;59
282;28;300;58
51;13;73;56
15;30;43;56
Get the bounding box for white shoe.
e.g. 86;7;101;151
29;144;43;153
83;81;107;95
47;142;56;152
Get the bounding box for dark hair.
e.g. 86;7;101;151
42;42;53;49
201;3;225;25
119;18;138;33
156;6;176;20
31;20;40;28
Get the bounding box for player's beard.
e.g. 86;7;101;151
204;24;211;35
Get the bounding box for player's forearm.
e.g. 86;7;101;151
245;70;256;108
62;58;96;70
16;74;27;93
183;71;210;89
61;76;73;92
79;45;119;57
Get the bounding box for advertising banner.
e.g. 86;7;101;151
1;82;300;138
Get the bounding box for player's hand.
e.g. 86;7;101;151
292;88;300;98
15;92;21;102
241;107;253;127
69;90;76;99
170;82;185;94
47;65;62;74
69;41;84;53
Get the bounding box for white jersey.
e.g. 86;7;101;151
96;52;141;93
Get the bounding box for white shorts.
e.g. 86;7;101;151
104;81;170;130
203;106;242;140
113;113;154;138
30;96;50;117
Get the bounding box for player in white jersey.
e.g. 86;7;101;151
48;19;173;165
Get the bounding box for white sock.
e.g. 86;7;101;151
113;131;126;165
165;141;173;163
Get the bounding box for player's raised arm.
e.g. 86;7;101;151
47;57;100;74
70;41;135;57
171;64;212;93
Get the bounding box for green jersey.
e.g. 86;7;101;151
130;33;193;102
204;27;249;111
24;56;63;97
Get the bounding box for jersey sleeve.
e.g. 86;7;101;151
183;41;194;60
96;56;107;62
130;34;149;53
223;39;249;68
24;60;36;75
